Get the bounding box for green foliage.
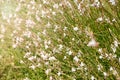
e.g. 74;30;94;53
0;0;120;80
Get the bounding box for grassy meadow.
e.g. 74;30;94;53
0;0;120;80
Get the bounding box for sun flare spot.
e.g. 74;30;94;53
0;0;16;19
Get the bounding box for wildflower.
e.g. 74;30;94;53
29;65;36;70
20;60;24;64
23;77;30;80
58;44;63;50
98;48;103;53
50;76;53;80
63;27;67;31
28;56;36;62
97;65;102;71
80;62;85;67
36;15;41;21
24;52;31;58
45;62;49;65
52;12;56;15
14;18;23;26
99;55;103;59
97;17;103;22
45;69;51;75
111;44;116;53
25;19;35;28
45;44;49;49
64;56;67;59
91;75;95;80
41;10;46;17
57;72;61;76
87;39;99;47
30;0;35;5
46;22;51;27
105;18;111;23
73;27;78;31
113;69;118;75
53;4;59;9
73;56;79;62
93;0;100;7
12;44;17;48
112;18;116;22
72;38;75;41
26;45;29;49
71;67;76;72
84;67;87;71
103;72;107;77
23;30;31;38
41;53;48;60
15;4;21;12
114;40;119;47
98;67;101;71
109;0;116;5
91;76;96;80
68;50;72;55
36;63;41;67
110;68;118;77
78;3;81;10
63;33;66;37
110;67;113;71
42;30;46;35
49;56;56;61
43;0;49;4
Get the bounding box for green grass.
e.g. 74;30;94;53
0;0;120;80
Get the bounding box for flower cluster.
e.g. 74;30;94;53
0;0;120;80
